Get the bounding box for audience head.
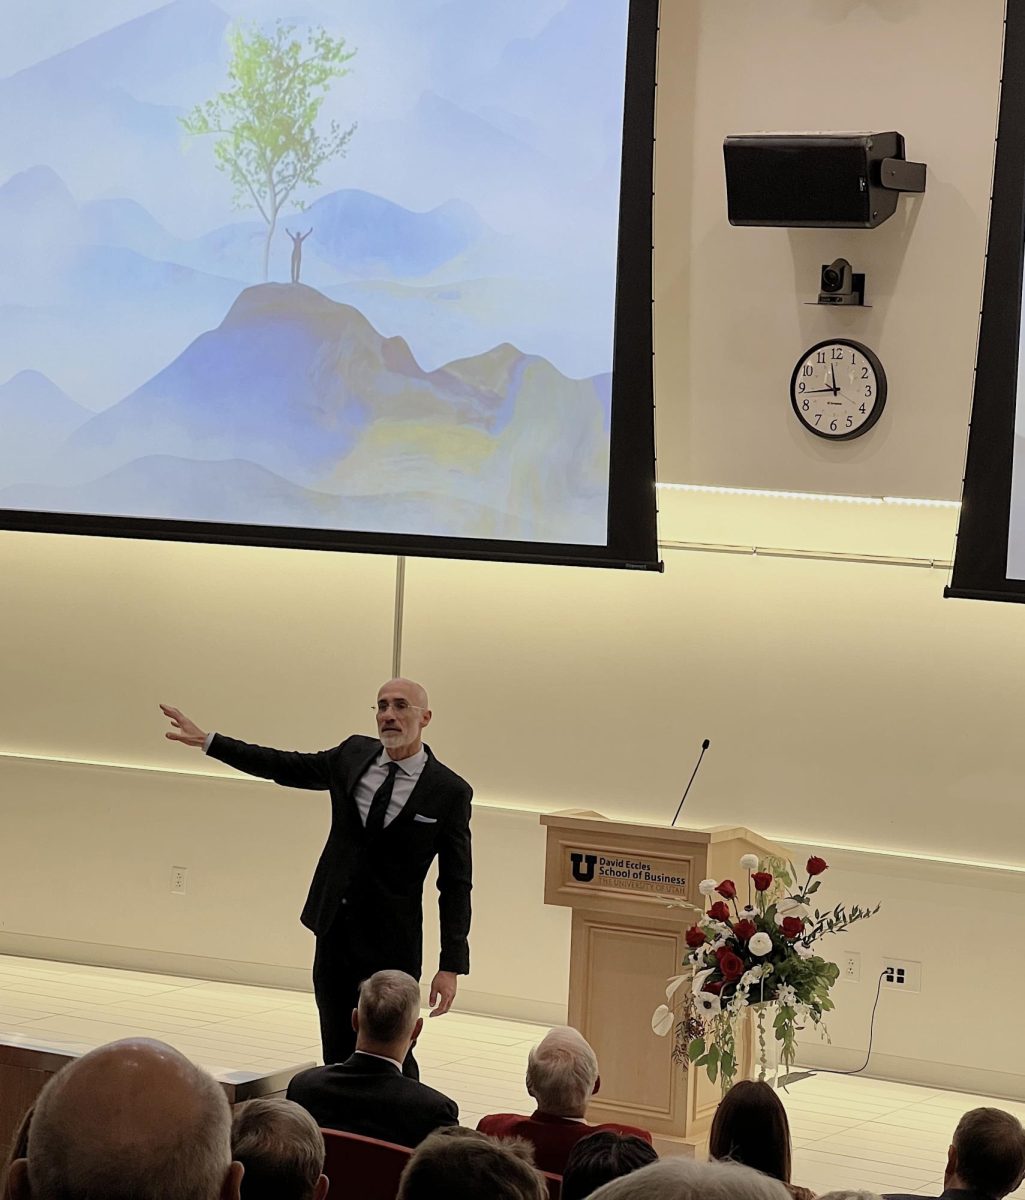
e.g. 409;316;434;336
946;1107;1025;1199
816;1193;882;1200
230;1099;327;1200
562;1130;658;1200
353;970;423;1058
8;1037;242;1200
708;1079;794;1183
588;1157;791;1200
526;1026;599;1118
397;1127;546;1200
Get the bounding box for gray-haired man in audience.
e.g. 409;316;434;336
7;1038;243;1200
287;969;458;1147
231;1099;328;1200
884;1107;1025;1200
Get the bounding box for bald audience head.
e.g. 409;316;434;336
526;1027;600;1118
354;970;423;1060
9;1038;242;1200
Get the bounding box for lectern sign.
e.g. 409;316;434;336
564;846;690;899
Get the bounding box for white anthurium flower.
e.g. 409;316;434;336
710;933;730;952
694;991;721;1017
776;897;810;920
692;968;713;995
740;853;760;870
748;931;773;957
651;1004;675;1036
666;974;689;1001
698;878;718;896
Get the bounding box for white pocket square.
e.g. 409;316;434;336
413;814;438;824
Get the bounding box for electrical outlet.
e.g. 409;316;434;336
881;958;921;992
171;867;188;895
842;952;861;982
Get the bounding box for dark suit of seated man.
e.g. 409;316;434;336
884;1107;1025;1200
287;969;458;1149
476;1026;652;1176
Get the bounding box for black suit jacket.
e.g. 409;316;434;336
286;1052;459;1147
208;733;472;976
885;1190;996;1200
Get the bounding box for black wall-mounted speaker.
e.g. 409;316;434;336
723;132;925;229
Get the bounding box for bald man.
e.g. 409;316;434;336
161;679;472;1078
7;1038;243;1200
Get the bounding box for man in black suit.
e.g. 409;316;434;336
884;1107;1025;1200
286;970;458;1147
160;678;472;1078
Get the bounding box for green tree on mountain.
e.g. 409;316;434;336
181;22;357;281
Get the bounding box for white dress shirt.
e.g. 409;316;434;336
203;735;426;828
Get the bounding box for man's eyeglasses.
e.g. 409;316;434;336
374;700;424;714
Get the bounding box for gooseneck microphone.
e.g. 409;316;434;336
670;739;710;828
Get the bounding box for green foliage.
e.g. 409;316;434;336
181;21;357;277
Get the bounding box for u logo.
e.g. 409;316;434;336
570;853;597;883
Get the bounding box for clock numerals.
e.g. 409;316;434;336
790;340;886;441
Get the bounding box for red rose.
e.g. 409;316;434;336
781;917;805;939
707;901;731;922
719;951;745;981
806;856;828;876
713;945;730;961
685;925;707;948
704;980;724;995
732;919;756;941
716;879;737;899
752;871;773;892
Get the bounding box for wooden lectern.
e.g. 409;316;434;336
541;811;787;1158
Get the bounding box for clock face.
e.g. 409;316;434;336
790;339;886;440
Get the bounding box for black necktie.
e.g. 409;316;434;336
365;761;400;835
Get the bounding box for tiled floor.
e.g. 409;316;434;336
0;954;1020;1194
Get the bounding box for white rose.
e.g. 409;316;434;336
698;879;718;896
748;931;773;957
740;854;759;870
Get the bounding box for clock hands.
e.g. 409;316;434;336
829;362;839;395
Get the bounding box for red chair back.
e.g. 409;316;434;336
543;1171;562;1199
320;1127;413;1200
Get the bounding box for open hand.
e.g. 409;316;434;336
160;704;208;748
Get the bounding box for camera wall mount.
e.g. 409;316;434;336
817;257;865;306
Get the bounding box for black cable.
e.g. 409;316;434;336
811;969;887;1078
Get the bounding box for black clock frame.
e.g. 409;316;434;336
789;338;887;441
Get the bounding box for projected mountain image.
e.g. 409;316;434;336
1;286;611;541
0;0;631;545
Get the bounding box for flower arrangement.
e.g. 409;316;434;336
651;853;879;1091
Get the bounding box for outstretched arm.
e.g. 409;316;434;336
159;703;334;790
161;704;207;747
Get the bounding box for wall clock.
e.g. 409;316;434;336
790;339;886;440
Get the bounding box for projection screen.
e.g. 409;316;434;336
0;0;659;570
948;0;1025;601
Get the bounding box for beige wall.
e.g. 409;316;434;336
2;0;1023;1094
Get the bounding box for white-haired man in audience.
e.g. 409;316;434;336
231;1099;328;1200
884;1107;1025;1200
7;1038;243;1200
477;1025;651;1175
588;1157;791;1200
287;969;458;1147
